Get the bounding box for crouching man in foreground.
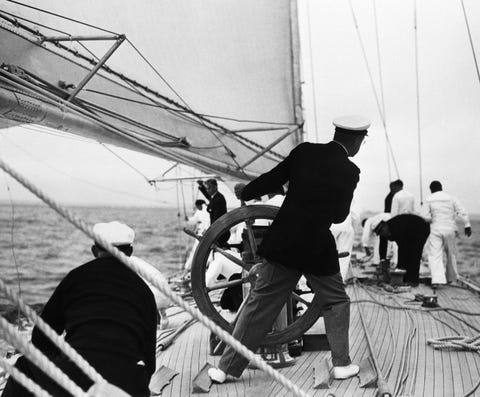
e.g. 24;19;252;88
2;221;157;397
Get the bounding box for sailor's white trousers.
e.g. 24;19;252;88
427;229;458;284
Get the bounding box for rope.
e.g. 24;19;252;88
460;0;480;85
372;0;392;181
0;316;88;396
413;0;424;204
0;135;22;327
0;278;105;384
100;143;151;183
427;334;480;352
0;358;53;397
305;0;319;142
348;0;400;180
6;0;118;35
352;298;480;315
1;133;165;205
0;158;310;397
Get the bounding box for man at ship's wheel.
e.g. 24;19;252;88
208;115;371;383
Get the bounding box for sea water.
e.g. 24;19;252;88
0;204;479;312
0;204;191;311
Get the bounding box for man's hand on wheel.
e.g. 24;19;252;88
234;183;246;200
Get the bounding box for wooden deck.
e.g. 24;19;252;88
154;266;480;397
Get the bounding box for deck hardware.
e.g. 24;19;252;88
421;295;438;308
149;365;178;396
192;363;214;393
354;281;393;396
313;357;332;389
359;356;377;387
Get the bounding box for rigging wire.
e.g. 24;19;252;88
125;38;248;176
0;134;23;329
372;0;392;181
2;9;287;165
99;143;152;184
305;0;319;142
2;132;166;205
348;0;400;180
6;0;118;35
84;89;297;127
413;0;424;205
460;0;480;85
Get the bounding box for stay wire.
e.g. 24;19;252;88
306;0;319;142
99;143;152;184
0;134;22;328
125;39;248;176
2;133;166;204
372;0;392;181
460;0;480;86
348;0;400;180
3;9;283;164
413;0;424;205
6;0;118;35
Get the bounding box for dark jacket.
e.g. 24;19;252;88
386;214;430;245
241;142;360;276
30;257;157;395
199;186;228;224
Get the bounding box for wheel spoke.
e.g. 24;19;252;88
244;218;258;260
207;277;248;292
292;292;311;307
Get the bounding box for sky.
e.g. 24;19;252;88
1;0;480;215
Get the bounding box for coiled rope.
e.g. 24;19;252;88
427;335;480;352
0;157;310;397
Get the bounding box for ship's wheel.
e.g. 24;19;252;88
190;205;324;346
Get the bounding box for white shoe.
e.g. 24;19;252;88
332;364;360;379
208;367;226;383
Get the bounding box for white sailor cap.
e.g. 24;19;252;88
93;221;135;246
333;115;371;133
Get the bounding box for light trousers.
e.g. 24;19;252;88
427;229;458;284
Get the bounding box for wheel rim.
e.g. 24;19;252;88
191;205;324;346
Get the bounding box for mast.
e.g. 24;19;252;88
289;0;304;145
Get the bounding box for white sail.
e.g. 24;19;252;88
0;0;303;181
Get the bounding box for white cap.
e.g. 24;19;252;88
333;115;371;132
93;221;135;246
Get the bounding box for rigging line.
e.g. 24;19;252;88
306;0;319;142
460;0;480;85
348;0;400;180
6;13;281;161
99;143;151;184
72;41;213;133
84;89;297;127
125;39;247;175
0;10;70;36
413;0;424;204
372;0;392;181
6;0;118;35
2;134;166;204
0;135;22;329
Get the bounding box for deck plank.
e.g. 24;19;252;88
153;268;480;396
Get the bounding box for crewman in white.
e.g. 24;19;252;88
330;206;359;281
422;180;471;285
361;212;391;265
391;179;415;216
184;199;211;271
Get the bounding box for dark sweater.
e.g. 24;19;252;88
31;257;157;389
